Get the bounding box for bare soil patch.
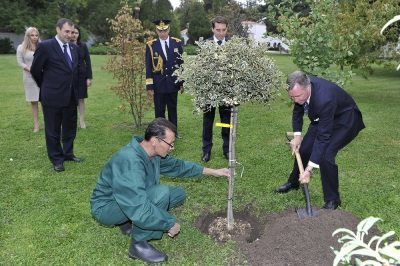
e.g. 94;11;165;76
195;207;365;265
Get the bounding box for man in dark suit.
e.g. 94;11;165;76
275;71;365;209
145;19;184;135
201;16;231;162
31;18;82;172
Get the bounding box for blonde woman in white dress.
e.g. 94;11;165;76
16;27;41;132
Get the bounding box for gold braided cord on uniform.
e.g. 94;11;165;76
146;41;163;74
154;56;163;73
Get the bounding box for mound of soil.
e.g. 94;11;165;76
196;208;364;266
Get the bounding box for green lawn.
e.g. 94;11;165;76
0;54;399;265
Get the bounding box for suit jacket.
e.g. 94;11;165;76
292;76;365;164
145;37;183;94
76;42;92;78
31;38;79;107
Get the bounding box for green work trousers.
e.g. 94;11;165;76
94;185;185;241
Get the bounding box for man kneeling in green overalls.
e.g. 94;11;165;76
90;117;230;264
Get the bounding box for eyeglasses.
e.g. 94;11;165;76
156;137;174;149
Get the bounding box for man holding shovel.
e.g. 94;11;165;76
275;71;365;210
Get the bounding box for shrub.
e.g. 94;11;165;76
104;2;152;128
176;36;284;112
0;38;15;54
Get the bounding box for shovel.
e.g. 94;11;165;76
294;150;317;219
285;132;317;219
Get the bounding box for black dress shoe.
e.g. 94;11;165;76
223;152;229;160
322;200;341;210
118;221;132;236
128;241;168;263
64;156;83;163
274;182;299;193
202;152;211;162
53;163;65;172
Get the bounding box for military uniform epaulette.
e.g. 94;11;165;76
146;39;157;45
171;37;182;43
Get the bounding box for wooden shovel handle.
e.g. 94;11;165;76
294;150;305;174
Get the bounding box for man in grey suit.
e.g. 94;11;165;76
275;71;365;209
31;18;82;172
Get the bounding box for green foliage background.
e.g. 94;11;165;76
1;54;400;264
273;0;400;84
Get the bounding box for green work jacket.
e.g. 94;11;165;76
90;136;204;232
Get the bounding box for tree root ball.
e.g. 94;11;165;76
195;209;264;243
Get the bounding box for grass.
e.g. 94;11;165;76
1;53;399;265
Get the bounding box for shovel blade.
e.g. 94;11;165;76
296;207;318;219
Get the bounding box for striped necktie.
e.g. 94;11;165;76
303;102;309;115
164;41;169;60
63;44;72;69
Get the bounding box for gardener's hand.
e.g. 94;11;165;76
168;223;180;237
290;135;302;154
180;86;184;94
147;89;154;96
203;167;230;179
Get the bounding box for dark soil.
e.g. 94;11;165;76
195;207;365;266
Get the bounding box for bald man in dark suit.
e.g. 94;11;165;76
275;71;365;210
31;18;82;172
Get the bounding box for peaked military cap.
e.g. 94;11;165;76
153;19;171;30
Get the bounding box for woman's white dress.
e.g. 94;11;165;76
16;45;40;102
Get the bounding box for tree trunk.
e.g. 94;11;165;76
227;105;238;230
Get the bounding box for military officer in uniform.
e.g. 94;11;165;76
145;19;184;135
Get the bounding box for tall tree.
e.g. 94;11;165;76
187;1;210;43
175;0;196;29
274;0;400;84
139;0;180;37
221;1;248;38
0;0;89;38
263;0;309;34
211;0;229;14
78;0;125;42
332;0;400;75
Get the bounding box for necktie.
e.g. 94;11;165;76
164;41;169;60
63;44;72;69
303;102;309;115
217;40;222;46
